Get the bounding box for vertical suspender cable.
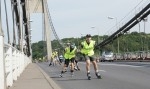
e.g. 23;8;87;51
42;0;45;41
4;0;10;44
0;0;2;34
42;0;46;57
11;0;16;47
45;2;65;48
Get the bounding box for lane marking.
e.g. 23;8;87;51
100;63;142;67
79;62;141;67
99;70;106;72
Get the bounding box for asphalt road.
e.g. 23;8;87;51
38;62;150;89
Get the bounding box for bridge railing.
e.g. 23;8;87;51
4;44;31;87
0;35;31;89
113;51;150;61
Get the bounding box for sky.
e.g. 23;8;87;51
30;0;150;43
1;0;150;43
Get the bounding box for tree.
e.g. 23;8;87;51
31;31;150;60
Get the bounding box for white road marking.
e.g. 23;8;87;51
99;70;106;72
100;63;142;67
80;62;142;67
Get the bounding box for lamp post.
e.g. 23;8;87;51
108;16;119;53
77;37;80;49
91;27;100;56
143;17;148;51
91;27;99;44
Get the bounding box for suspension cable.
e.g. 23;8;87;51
0;0;3;35
11;0;16;47
42;0;47;56
44;2;65;49
4;0;10;44
42;0;45;41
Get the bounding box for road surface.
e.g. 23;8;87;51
38;62;150;89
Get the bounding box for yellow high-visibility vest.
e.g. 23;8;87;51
64;47;77;59
81;40;95;56
51;51;58;59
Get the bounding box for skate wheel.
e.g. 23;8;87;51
59;74;63;77
88;76;91;80
71;75;74;77
97;76;102;79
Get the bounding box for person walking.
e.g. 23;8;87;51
80;34;101;80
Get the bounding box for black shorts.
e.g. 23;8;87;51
64;57;75;67
83;55;96;61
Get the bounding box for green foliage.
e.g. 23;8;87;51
31;31;150;59
31;41;47;60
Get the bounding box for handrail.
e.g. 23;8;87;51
0;40;32;89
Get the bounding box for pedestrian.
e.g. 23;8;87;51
80;34;101;80
60;43;77;77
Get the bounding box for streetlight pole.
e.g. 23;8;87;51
143;17;148;51
91;27;99;44
77;37;80;49
91;27;100;56
108;16;119;53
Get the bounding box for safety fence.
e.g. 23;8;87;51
0;36;31;89
113;51;150;61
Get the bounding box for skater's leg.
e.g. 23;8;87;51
85;56;91;73
60;59;69;77
76;60;80;70
49;58;53;66
70;58;75;76
85;56;91;80
91;57;101;79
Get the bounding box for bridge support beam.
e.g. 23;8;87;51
42;0;52;60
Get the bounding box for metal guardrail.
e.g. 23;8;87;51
4;44;31;87
113;51;150;60
0;35;32;89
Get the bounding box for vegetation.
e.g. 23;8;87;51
31;31;150;61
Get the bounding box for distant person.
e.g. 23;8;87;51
49;52;55;66
60;43;77;77
49;49;60;66
80;34;101;80
59;55;64;63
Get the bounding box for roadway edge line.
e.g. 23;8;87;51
35;64;62;89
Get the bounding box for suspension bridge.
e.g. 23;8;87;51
0;0;150;89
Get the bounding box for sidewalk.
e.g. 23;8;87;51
9;63;61;89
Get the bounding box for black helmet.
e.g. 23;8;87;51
66;42;70;46
86;34;91;38
70;43;75;48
